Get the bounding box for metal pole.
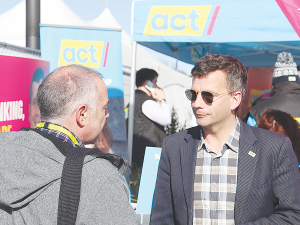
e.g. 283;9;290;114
26;0;40;49
127;41;137;164
175;50;179;70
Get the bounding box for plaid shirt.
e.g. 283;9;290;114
36;121;85;147
193;119;240;225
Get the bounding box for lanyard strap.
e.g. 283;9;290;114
35;122;80;146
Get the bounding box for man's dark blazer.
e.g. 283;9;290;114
150;119;300;225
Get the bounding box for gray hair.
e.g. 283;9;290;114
37;64;101;122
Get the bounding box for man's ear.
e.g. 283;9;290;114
76;104;88;128
142;80;149;86
231;92;242;111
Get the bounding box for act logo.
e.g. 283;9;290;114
247;89;262;107
58;40;104;68
143;6;213;36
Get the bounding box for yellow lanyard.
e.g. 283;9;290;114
35;122;80;146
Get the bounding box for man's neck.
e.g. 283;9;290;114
36;121;85;147
137;86;151;96
202;116;237;154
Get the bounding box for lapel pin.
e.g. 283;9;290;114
248;151;256;157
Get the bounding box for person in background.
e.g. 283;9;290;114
257;109;300;167
0;64;139;224
151;54;300;225
29;67;44;128
127;68;171;202
130;68;171;168
247;52;300;126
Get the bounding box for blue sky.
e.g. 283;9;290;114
0;0;193;75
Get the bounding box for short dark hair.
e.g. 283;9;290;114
191;54;248;97
135;68;158;87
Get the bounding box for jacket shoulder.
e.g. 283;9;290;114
240;120;291;150
165;126;199;138
164;126;200;146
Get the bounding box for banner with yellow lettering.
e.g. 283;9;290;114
40;25;128;159
40;25;123;98
0;55;49;132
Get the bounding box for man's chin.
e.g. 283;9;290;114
196;118;210;127
84;136;100;147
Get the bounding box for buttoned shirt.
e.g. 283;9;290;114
193;119;240;225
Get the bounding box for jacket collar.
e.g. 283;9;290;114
21;127;129;175
270;81;300;96
181;126;201;223
180;120;259;224
234;120;259;223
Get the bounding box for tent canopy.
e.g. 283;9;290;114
0;0;192;89
132;0;300;67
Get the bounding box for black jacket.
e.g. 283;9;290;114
131;90;166;167
249;82;300;122
151;120;300;224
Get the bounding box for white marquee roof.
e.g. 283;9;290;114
0;0;191;89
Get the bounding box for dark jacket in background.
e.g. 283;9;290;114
249;82;300;122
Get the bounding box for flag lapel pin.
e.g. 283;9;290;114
248;151;256;157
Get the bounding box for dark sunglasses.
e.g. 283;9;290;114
185;89;235;104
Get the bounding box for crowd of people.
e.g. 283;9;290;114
0;52;300;224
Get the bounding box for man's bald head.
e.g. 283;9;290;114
37;64;103;123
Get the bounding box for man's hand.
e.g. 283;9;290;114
151;87;166;103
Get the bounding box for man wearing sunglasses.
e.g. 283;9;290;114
151;54;300;225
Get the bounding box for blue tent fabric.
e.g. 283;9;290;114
132;0;300;67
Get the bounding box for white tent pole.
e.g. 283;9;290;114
127;41;137;165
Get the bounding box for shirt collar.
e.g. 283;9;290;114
199;118;240;153
35;121;85;147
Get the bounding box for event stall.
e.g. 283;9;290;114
127;0;300;161
131;0;300;67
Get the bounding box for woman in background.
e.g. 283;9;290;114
257;109;300;167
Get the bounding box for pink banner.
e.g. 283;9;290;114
0;55;49;133
276;0;300;38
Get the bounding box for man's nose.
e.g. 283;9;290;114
191;93;205;108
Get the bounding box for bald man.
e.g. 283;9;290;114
0;64;138;224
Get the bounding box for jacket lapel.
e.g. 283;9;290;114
180;126;200;223
234;121;259;224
